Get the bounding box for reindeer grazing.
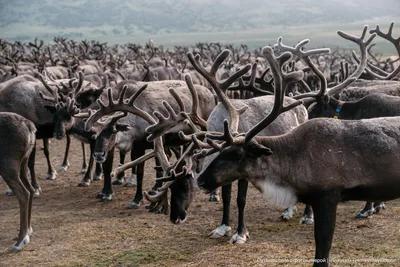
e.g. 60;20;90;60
193;45;400;266
0;112;36;252
78;79;215;212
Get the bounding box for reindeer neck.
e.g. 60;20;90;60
329;97;359;120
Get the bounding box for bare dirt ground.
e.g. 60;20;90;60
1;138;400;267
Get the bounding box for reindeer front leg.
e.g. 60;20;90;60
230;178;250;244
209;183;232;238
98;147;115;201
312;195;338;267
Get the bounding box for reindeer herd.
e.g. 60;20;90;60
1;22;400;266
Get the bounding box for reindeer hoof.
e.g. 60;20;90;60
128;202;140;209
44;172;57;180
355;209;374;219
101;193;114;201
146;190;158;196
209;191;220;202
300;215;314;225
11;235;30;252
80;168;88;174
209;224;232;238
124;175;137;187
58;165;69;172
229;231;249;244
33;188;41;198
5;188;14;196
92;174;103;181
78;180;90;187
112;178;124;185
280;206;298;221
374;203;386;214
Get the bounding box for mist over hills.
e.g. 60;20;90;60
1;0;399;52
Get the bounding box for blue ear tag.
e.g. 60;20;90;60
333;101;344;119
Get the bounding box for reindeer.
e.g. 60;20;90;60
77;79;215;212
192;45;400;266
129;49;308;241
283;23;400;222
0;112;36;252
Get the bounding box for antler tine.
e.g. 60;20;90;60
365;22;400;80
84;84;152;131
229;62;274;96
145;73;208;142
64;97;81;116
74;71;84;96
205;120;234;145
143;181;173;203
327;26;376;95
274;37;330;100
145;99;183;142
156;167;190;183
245;47;304;143
188;51;249;135
184;74;208;130
38;74;59;103
352;51;390;76
169;88;185;112
275;37;331;57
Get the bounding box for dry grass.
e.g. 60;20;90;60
1;138;400;266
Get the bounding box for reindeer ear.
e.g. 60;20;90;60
115;123;131;132
247;142;273;156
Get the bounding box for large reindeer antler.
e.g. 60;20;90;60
228;62;274;97
81;84;171;178
145;73;207;142
181;46;304;161
187;50;251;135
244;47;304;142
83;85;154;131
275;25;375;100
361;22;400;80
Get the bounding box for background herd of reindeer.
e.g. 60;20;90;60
1;21;400;266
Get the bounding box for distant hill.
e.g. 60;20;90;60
1;0;400;53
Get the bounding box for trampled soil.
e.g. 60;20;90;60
1;138;400;266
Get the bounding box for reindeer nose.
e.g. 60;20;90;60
94;151;105;158
54;131;64;140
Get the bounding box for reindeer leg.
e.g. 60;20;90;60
3;166;30;252
43;138;57;180
312;195;338;267
19;156;35;237
78;142;95;187
113;151;126;185
129;147;145;209
124;149;137;187
209;189;220;202
230;179;249;244
281;205;298;221
93;162;103;181
209;183;232;238
28;144;41;197
58;135;71;172
373;202;385;214
148;157;162;195
98;147;115;201
300;204;314;225
355;201;375;218
80;142;88;174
